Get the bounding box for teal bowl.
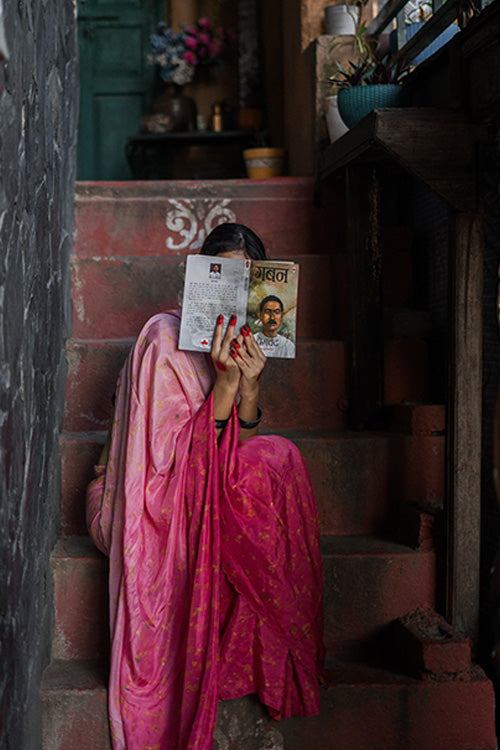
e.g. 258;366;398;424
338;84;409;129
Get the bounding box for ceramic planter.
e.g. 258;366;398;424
338;84;409;128
324;4;360;35
243;147;286;179
325;95;348;143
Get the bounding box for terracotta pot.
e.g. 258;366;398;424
243;147;286;179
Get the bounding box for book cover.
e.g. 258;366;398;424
178;255;298;359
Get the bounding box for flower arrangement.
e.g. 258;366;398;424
150;19;236;87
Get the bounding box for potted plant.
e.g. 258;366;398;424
330;53;410;129
322;21;369;142
243;130;286;179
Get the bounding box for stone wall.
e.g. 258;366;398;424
0;1;78;747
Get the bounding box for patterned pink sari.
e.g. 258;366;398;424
86;311;325;750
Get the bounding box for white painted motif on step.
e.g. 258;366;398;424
165;199;237;251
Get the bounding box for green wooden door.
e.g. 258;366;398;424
77;0;162;180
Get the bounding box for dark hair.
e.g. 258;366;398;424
200;222;267;260
259;295;284;313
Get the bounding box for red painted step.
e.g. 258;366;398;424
279;659;496;750
63;339;348;433
70;254;336;340
60;429;444;538
51;538;108;661
50;535;435;662
321;536;435;654
41;657;496;750
74;178;330;260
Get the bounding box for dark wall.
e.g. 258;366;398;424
0;1;77;747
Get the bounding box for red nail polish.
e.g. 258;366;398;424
232;339;241;349
229;314;237;325
241;325;250;337
215;361;227;372
216;314;223;325
230;349;238;358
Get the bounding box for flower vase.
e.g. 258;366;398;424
153;84;197;132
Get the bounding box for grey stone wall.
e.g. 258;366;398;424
0;1;78;747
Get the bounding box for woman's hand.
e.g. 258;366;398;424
230;324;267;439
231;324;266;400
211;314;240;434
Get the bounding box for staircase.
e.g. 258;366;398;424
41;178;496;750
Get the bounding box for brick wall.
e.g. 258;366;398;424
0;1;77;747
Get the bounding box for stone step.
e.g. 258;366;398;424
63;338;349;433
50;535;435;661
321;535;435;654
63;334;431;435
74;178;331;260
50;538;108;662
70;253;337;340
60;428;444;538
279;659;496;750
41;656;496;750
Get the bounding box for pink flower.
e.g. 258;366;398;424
186;26;197;35
184;35;197;49
198;32;210;46
198;18;212;30
183;51;198;66
210;39;222;56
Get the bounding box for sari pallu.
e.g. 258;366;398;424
86;311;325;750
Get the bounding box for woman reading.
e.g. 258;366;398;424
86;223;326;750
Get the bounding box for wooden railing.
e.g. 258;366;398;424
367;0;486;66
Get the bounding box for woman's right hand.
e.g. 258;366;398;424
211;314;241;430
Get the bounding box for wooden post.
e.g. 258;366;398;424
446;210;483;646
346;164;384;427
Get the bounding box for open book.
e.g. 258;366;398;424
178;254;299;359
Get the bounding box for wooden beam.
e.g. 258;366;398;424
346;164;384;427
446;210;483;645
367;0;407;36
319;109;475;212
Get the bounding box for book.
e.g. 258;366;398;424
178;254;299;359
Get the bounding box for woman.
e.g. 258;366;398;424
86;223;326;750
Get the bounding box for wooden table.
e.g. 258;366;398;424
126;131;253;180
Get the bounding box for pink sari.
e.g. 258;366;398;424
86;311;325;750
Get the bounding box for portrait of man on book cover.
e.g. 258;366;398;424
253;295;296;359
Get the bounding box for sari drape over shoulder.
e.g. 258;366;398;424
86;311;325;750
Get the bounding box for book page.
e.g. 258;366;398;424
247;261;299;359
178;255;251;352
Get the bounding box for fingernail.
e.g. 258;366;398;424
215;361;227;372
241;325;250;337
229;314;237;325
230;349;238;358
217;314;223;325
232;339;241;349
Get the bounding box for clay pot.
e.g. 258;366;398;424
243;147;286;179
